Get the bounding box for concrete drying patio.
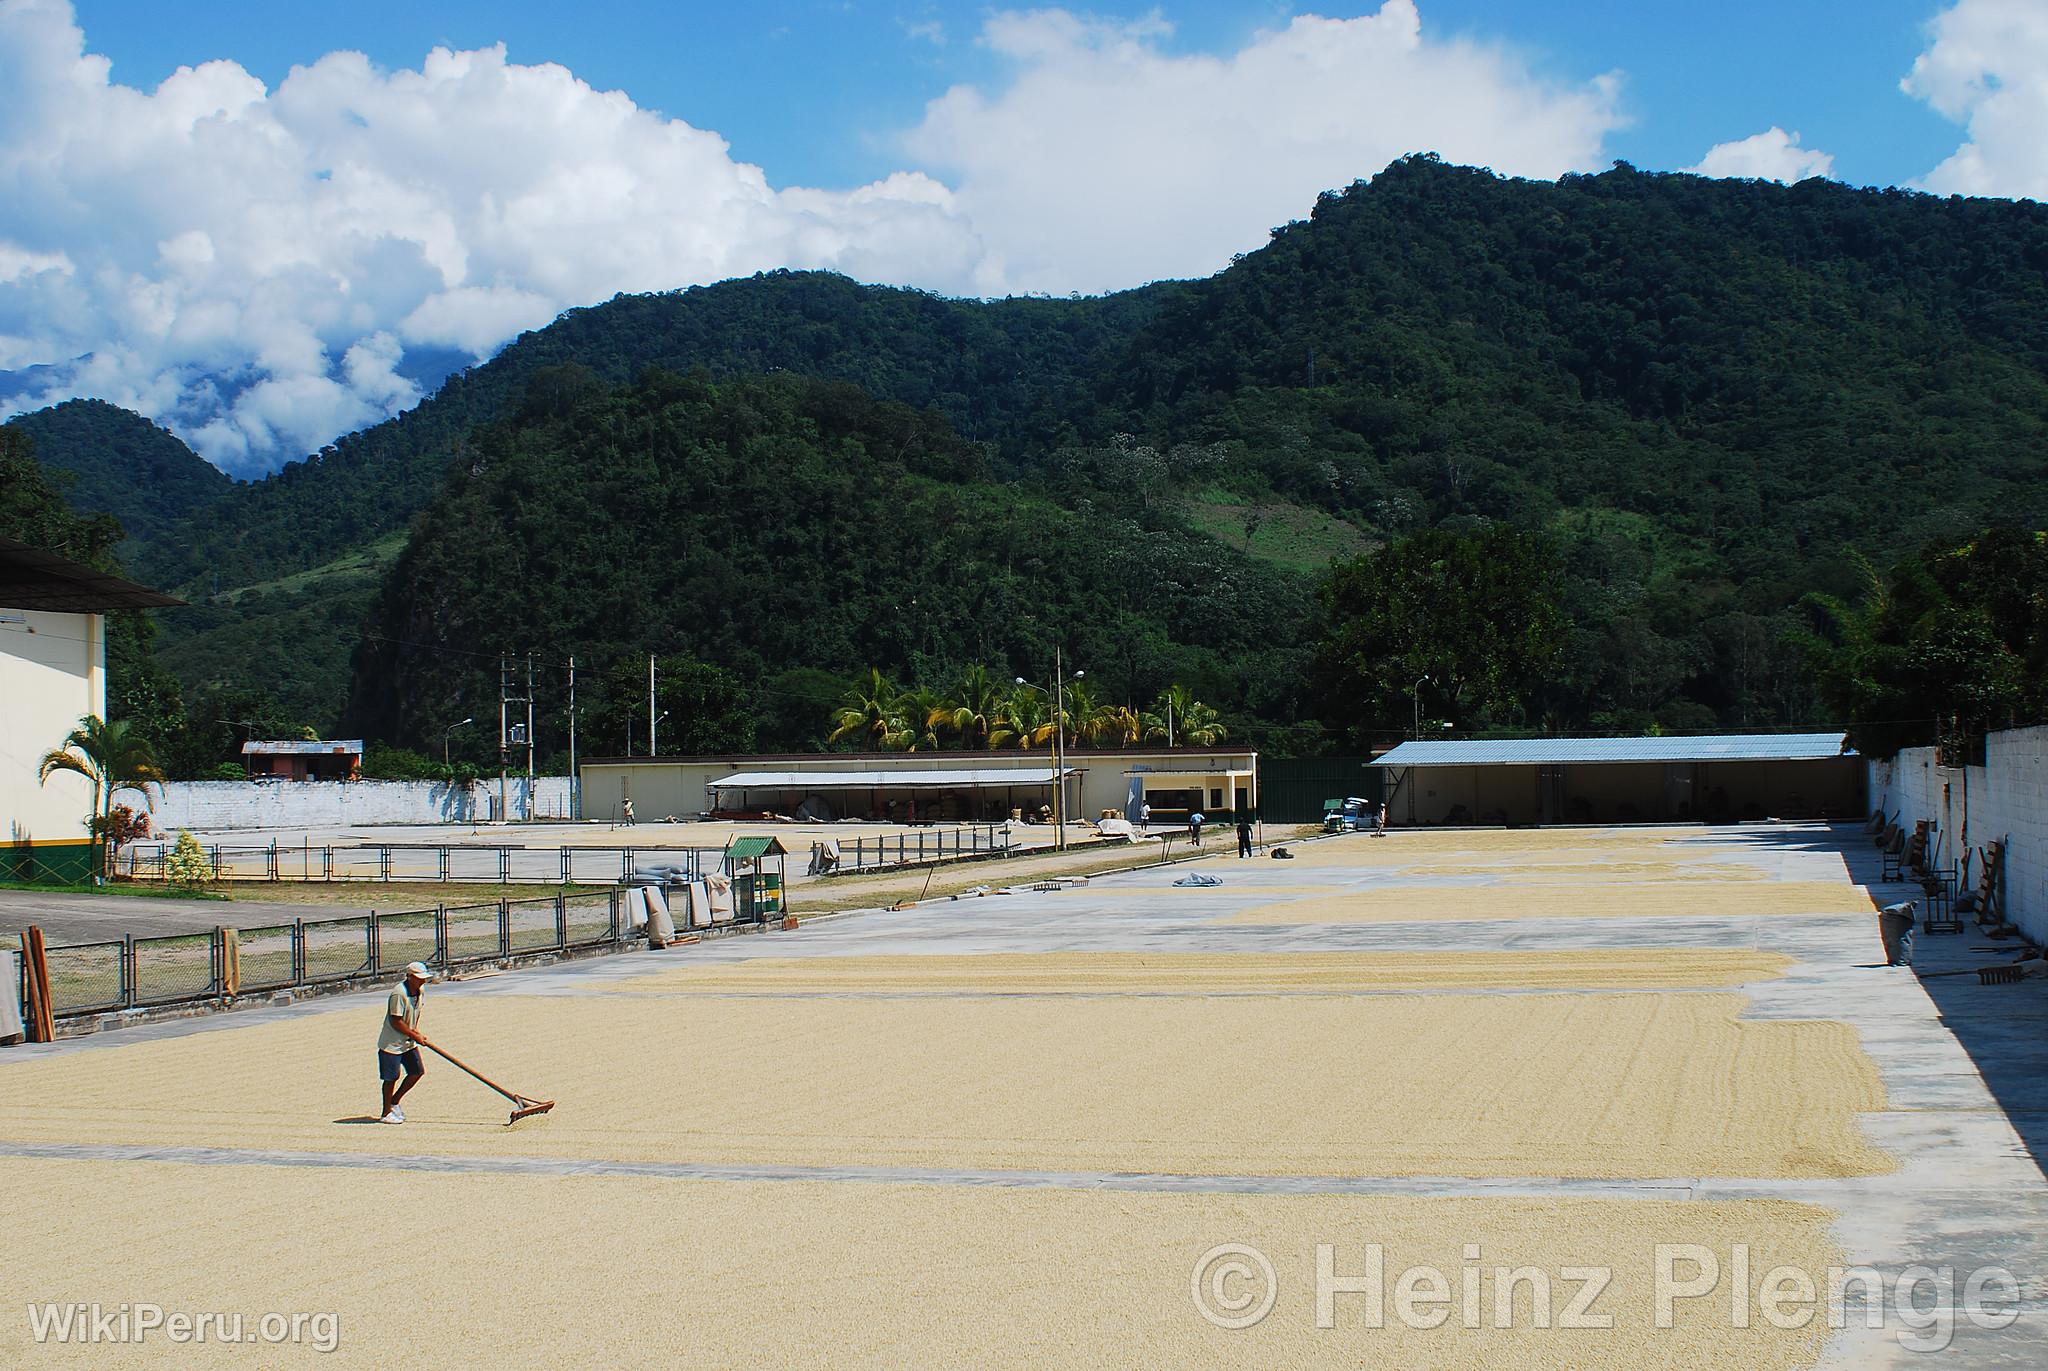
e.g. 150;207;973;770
2;823;2042;1367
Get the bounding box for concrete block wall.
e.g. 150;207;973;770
147;777;577;832
1868;724;2047;944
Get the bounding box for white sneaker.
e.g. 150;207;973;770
381;1108;404;1124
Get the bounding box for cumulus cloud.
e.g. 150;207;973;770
0;0;1627;474
1685;127;1833;183
905;1;1625;294
1905;0;2048;198
0;0;986;473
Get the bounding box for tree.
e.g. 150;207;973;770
991;684;1054;749
830;669;903;749
935;665;1007;749
93;804;153;868
39;715;165;876
1144;684;1228;746
1314;525;1567;746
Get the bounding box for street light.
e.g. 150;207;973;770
443;717;473;767
650;710;670;757
1020;656;1083;851
1412;675;1432;741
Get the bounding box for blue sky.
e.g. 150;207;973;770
6;0;2041;472
69;0;1966;192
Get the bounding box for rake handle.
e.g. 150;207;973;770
412;1034;534;1106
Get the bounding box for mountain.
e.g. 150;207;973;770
35;155;2048;744
4;399;231;554
344;370;1310;754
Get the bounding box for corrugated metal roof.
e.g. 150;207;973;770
710;767;1077;789
725;836;788;859
243;739;365;756
0;535;185;612
1373;734;1851;767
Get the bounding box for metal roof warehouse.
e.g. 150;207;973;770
1372;733;1860;826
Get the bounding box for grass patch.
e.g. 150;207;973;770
214;530;408;603
0;879;229;902
1181;495;1372;573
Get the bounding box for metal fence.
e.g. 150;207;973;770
117;842;726;885
28;889;638;1021
818;823;1015;875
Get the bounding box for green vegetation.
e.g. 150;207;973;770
3;399;230;554
14;157;2048;754
1799;529;2048;759
38;714;166;876
824;665;1225;751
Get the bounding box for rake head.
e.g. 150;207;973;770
507;1098;556;1125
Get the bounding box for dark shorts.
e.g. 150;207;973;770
378;1048;424;1081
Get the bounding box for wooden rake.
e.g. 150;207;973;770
415;1035;555;1124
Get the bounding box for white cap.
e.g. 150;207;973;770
404;961;434;981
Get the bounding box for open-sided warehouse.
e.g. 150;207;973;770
1375;733;1862;827
579;748;1258;825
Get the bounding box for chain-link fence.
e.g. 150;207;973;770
18;888;637;1026
118;843;726;885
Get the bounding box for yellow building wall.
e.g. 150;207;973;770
2;609;102;877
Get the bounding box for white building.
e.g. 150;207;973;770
579;748;1259;826
1;536;180;883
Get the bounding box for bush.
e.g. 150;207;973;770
164;830;216;888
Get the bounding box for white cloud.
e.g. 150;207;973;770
1685;127;1833;183
0;0;986;473
0;1;1628;474
1905;0;2048;198
905;1;1625;294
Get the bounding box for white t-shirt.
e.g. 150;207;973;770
377;984;421;1053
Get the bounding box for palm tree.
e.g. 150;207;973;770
895;685;948;752
1062;678;1111;746
1145;685;1228;747
936;665;1006;750
39;714;164;875
991;683;1055;750
1098;704;1145;748
828;669;901;749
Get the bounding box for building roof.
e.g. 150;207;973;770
0;535;184;613
710;767;1078;790
726;836;789;860
242;739;365;756
584;745;1254;766
1373;733;1852;767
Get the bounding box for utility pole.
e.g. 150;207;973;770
566;655;578;820
647;652;658;758
497;654;513;824
1053;646;1066;851
524;652;536;821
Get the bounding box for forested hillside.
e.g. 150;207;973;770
16;156;2048;756
343;371;1311;754
4;399;230;554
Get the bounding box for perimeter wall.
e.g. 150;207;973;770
1868;724;2047;944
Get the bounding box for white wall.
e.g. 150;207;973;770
1868;724;2047;944
149;777;577;831
1;608;100;850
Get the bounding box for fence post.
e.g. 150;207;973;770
291;920;306;986
368;912;382;977
554;895;567;950
608;887;621;944
498;900;511;959
499;849;511;884
120;934;136;1009
560;847;571;885
434;905;448;966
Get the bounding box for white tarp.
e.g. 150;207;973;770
2;951;24;1043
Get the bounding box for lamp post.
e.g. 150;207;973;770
1412;675;1431;741
651;710;670;758
443;717;473;768
1021;655;1083;851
